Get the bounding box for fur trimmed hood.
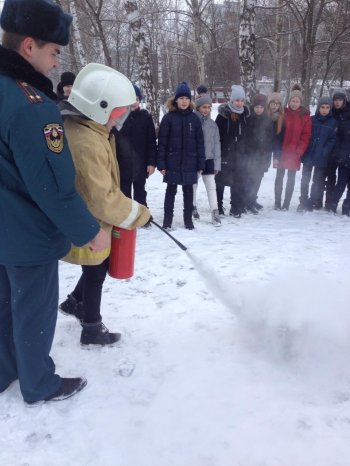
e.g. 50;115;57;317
166;96;195;112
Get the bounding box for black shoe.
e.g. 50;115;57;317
218;206;225;217
229;207;241;218
281;203;289;211
59;294;84;322
246;206;259;215
185;221;195;230
254;201;263;210
274;202;282;210
80;322;122;347
192;206;200;220
25;377;87;406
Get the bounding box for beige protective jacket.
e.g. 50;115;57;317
62;115;150;265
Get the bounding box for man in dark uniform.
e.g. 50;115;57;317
0;0;110;405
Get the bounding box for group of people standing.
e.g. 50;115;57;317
147;82;350;227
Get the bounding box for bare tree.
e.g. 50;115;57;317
239;0;257;102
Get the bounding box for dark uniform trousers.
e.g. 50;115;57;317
0;262;60;402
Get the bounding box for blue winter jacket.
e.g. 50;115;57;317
302;112;337;169
0;46;99;266
157;101;205;185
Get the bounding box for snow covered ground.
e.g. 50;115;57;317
2;106;350;465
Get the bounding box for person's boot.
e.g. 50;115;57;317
25;377;87;406
192;206;200;220
229;206;241;218
183;208;194;229
254;201;263;210
281;201;289;211
162;212;173;230
59;294;84;322
274;201;282;210
80;322;121;347
246;204;259;215
211;209;222;227
330;203;337;213
218;205;225;216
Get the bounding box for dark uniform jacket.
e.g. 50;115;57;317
302;112;337;169
157;99;205;185
113;107;157;181
215;103;250;186
246;112;274;173
0;46;99;266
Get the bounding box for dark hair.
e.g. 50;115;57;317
2;31;47;51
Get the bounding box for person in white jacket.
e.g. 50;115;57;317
193;91;222;226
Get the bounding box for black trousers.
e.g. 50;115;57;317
300;165;327;207
120;177;147;206
71;257;110;324
216;169;246;210
325;156;338;207
332;165;350;206
274;168;296;208
163;183;193;226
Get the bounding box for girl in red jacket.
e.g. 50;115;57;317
274;85;312;210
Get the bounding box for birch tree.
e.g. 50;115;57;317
239;0;257;103
124;0;159;128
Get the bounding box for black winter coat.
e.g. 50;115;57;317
215;103;250;186
246;112;274;172
157;102;205;185
113;108;157;181
334;108;350;168
302;112;337;169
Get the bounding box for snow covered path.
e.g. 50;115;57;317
1;169;350;466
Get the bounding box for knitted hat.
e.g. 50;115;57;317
289;84;303;103
332;88;346;101
252;93;267;108
175;81;191;100
0;0;73;46
196;84;208;96
133;84;143;101
268;92;283;104
195;94;212;108
230;84;245;101
317;96;332;112
60;72;76;87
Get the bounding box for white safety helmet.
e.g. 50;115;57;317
68;63;136;125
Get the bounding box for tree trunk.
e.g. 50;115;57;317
273;0;284;92
124;1;159;129
239;0;257;103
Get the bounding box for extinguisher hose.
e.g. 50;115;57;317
150;220;187;251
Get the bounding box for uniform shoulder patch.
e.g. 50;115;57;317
43;123;64;154
16;80;44;103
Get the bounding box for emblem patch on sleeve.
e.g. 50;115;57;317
43;123;64;154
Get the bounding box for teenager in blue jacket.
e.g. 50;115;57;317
298;97;337;211
157;81;205;230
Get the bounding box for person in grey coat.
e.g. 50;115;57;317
193;90;222;226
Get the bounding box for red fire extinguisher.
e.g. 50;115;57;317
108;226;136;279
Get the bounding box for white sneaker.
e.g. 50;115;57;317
212;209;222;227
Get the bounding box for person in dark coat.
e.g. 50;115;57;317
157;81;206;230
113;84;157;220
331;103;350;215
274;85;312;210
245;93;274;212
325;89;350;211
215;84;250;218
56;71;75;101
0;0;109;405
298;97;337;211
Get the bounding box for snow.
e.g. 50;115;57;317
2;108;350;466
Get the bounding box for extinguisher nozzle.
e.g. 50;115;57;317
150;220;188;251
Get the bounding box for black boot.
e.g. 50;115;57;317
59;294;84;322
25;377;87;406
81;322;121;347
184;209;195;229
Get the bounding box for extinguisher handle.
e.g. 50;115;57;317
150;220;187;251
